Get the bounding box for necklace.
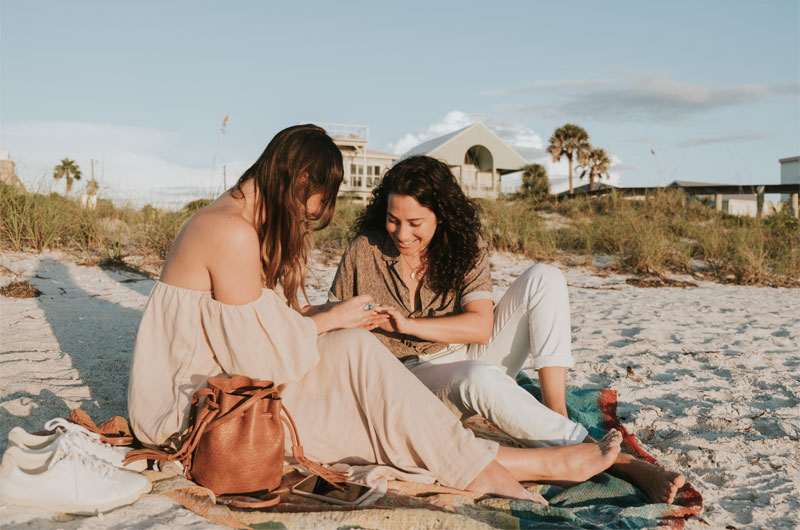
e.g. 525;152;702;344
400;254;426;280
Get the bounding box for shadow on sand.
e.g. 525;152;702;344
0;258;152;449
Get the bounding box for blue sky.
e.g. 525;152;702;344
1;0;798;206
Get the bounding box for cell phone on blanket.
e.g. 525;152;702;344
291;475;374;505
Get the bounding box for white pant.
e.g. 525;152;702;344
406;264;588;447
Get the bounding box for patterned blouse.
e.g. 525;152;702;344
328;231;493;359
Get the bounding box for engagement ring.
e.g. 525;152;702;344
364;303;375;311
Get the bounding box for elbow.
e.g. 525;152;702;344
474;328;492;345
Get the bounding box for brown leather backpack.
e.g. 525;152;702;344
124;375;346;508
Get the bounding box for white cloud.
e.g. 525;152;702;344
479;79;613;96
677;132;773;148
492;74;793;123
4;121;246;208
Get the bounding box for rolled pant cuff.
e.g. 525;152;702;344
532;355;575;370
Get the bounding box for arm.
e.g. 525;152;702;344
204;217;264;304
378;298;493;344
382;241;494;344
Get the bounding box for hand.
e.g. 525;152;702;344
376;305;414;335
324;295;389;331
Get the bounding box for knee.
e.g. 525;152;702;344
521;263;567;293
453;362;506;395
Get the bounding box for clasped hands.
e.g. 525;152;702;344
301;295;411;333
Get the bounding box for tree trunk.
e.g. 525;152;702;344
568;157;574;195
66;176;72;197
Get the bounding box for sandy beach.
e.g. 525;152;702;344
0;249;798;529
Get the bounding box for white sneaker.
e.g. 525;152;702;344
7;418;146;472
0;436;151;514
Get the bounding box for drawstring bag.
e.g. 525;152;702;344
124;375;346;508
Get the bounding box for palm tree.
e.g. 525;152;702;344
546;124;590;195
577;148;612;191
53;158;82;196
518;163;550;200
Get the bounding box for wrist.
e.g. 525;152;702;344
401;315;417;336
310;311;335;335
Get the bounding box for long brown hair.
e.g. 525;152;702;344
234;124;343;309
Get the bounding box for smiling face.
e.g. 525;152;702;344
385;193;438;257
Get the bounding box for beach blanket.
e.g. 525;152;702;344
144;374;703;529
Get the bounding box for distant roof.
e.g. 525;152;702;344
669;180;736;187
402;126;469;158
779;156;800;164
400;122;527;171
554;182;617;197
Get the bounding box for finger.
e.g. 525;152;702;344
380;306;401;317
366;316;390;327
351;294;375;305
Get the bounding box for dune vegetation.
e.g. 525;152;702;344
1;183;798;286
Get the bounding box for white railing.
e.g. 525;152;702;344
312;122;369;142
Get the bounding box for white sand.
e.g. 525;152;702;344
1;249;798;529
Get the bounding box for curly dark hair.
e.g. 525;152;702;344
353;155;483;296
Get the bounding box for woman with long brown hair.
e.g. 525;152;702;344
127;125;623;503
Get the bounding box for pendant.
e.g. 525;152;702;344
410;271;416;279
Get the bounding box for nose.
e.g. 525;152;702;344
395;223;411;241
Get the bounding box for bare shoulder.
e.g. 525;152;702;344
187;204;258;249
160;198;260;292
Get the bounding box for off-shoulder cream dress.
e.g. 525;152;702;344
127;281;498;489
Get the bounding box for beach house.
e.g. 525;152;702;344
0;151;25;192
780;156;799;204
323;122;527;201
401;123;527;199
319;124;398;202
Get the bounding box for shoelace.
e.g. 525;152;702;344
51;436;116;479
44;418;121;464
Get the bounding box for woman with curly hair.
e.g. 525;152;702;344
329;155;685;504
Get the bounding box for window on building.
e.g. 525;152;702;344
367;166;373;176
374;165;381;176
350;164;356;175
359;165;364;175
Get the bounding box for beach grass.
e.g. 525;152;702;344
1;183;797;286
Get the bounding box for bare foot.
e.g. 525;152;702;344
548;429;623;483
466;460;548;505
496;430;623;485
611;458;686;504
